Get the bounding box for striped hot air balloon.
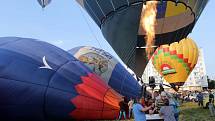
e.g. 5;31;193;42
37;0;52;8
152;38;199;86
0;37;123;121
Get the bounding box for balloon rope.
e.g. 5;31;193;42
124;46;136;65
76;3;102;48
121;39;136;66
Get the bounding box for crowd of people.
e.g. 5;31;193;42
117;89;215;120
181;90;214;104
174;90;215;117
117;91;180;121
196;90;215;117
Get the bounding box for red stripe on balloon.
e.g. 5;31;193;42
177;54;183;59
70;73;122;120
188;63;191;68
163;47;169;52
184;58;188;63
154;49;158;55
170;50;177;55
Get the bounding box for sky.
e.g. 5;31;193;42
0;0;214;78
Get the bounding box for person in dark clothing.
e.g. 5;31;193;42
128;98;134;119
118;97;127;120
197;92;204;107
209;90;214;104
148;98;158;115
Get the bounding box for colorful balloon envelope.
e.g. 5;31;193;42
0;37;123;121
152;38;199;86
69;46;142;98
76;0;208;76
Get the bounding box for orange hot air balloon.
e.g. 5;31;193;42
152;38;198;87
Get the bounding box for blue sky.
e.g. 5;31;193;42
0;0;214;78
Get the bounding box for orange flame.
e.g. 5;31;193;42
140;1;158;59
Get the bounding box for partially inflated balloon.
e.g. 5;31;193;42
152;38;198;86
69;46;141;98
0;37;122;121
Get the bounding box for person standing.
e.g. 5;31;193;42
152;91;161;102
155;91;166;111
147;98;157;114
132;98;154;121
128;98;134;119
118;97;127;120
166;92;180;121
197;92;204;107
159;99;176;121
209;90;214;104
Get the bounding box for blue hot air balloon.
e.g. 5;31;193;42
37;0;52;8
0;37;123;121
69;46;142;99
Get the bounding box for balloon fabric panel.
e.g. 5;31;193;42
69;46;142;99
165;1;187;17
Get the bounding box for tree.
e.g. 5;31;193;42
208;76;215;89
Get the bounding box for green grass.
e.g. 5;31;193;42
179;102;215;121
103;102;215;121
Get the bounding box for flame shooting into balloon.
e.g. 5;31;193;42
140;1;158;59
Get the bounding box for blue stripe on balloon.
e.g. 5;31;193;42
156;1;167;19
108;63;141;98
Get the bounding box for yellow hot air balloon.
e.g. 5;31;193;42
152;38;199;87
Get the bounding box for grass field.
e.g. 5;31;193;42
179;102;215;121
104;102;215;121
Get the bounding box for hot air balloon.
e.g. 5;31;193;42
76;0;208;76
151;38;199;87
0;37;123;121
69;46;142;99
37;0;52;8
